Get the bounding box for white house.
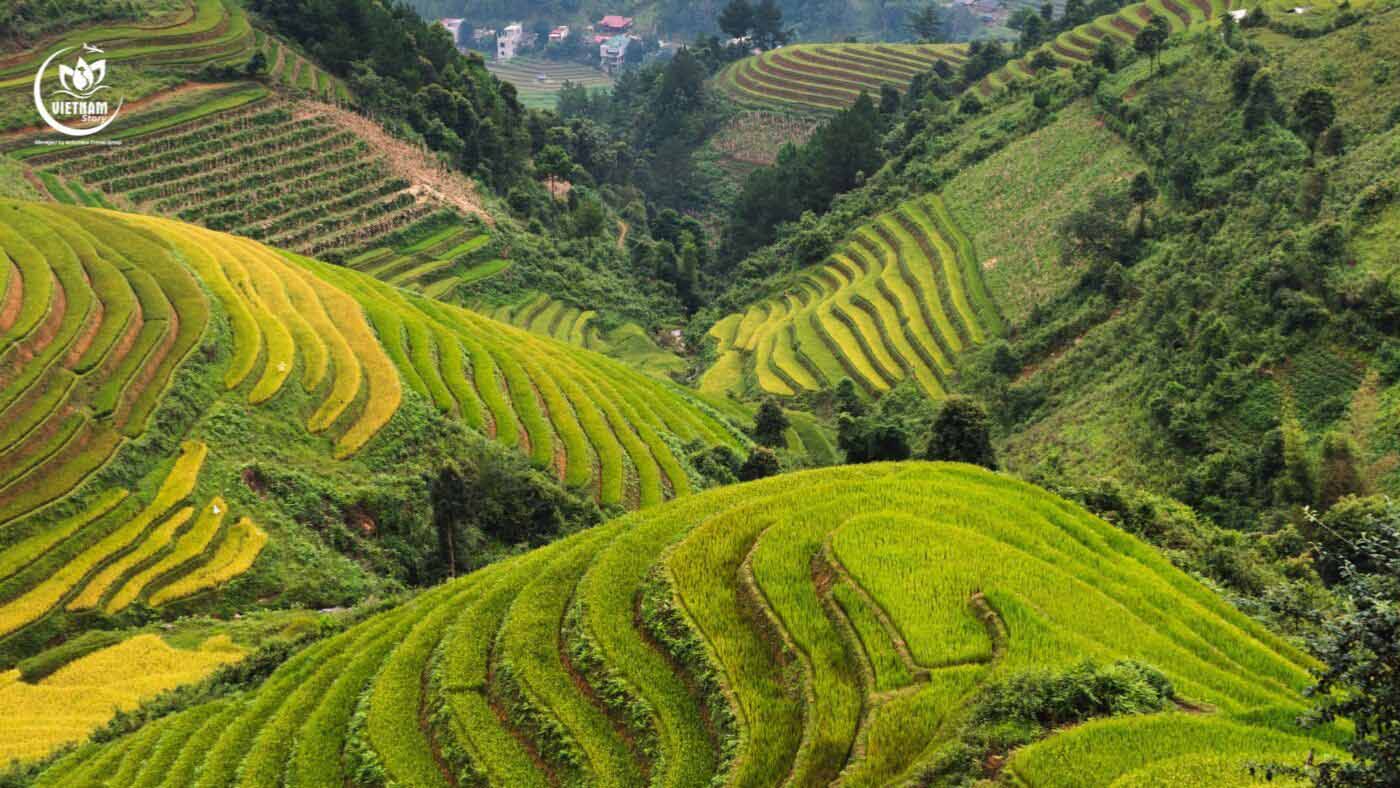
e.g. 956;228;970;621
497;23;524;60
549;25;571;43
600;34;630;70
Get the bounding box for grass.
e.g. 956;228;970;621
0;441;206;635
486;58;614;111
104;497;226;612
941;100;1143;324
23;463;1340;784
0;633;242;764
703;193;998;400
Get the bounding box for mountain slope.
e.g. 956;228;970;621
0;199;746;672
25;463;1337;786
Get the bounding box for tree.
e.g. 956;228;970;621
1274;417;1315;505
1134;14;1169;77
1092;36;1118;72
833;378;865;417
1318;432;1365;509
429;455;599;576
1308;506;1400;787
908;3;944;41
1293;87;1337;148
718;0;754;39
752;0;787;50
1230;56;1260;103
571;194;607;237
839;414;913;463
924;396;997;469
753;399;790;447
739;446;782;481
1030;49;1057;72
535;144;573;191
1020;13;1046;50
244;51;268;77
1244;69;1283;132
1129;171;1157;236
1060;187;1133;264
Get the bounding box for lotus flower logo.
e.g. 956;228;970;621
33;43;124;138
57;56;107;99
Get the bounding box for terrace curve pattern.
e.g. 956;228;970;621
28;464;1337;787
0;0;343;103
701;194;1003;399
0;199;744;515
715;43;967;113
978;0;1244;94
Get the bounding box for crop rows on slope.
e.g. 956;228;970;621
302;258;747;509
977;0;1241;94
0;201;211;526
482;292;693;380
26;101;432;259
13;204;743;514
29;463;1339;787
485;58;615;110
0;633;244;765
0;440;267;645
700;194;1000;399
345;222;495;299
715;43;967;113
0;0;257;93
251;29;350;104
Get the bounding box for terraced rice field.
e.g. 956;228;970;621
486;58;614;110
977;0;1242;94
482;292;690;378
0;437;268;650
715;43;967;113
26;463;1337;786
345;222;497;299
2;200;746;522
298;266;744;507
0;633;244;764
20;100;442;259
252;29;349;103
0;201;215;527
700;194;1002;398
0;0;259;98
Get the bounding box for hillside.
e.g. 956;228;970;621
5;0;1400;779
0;198;748;677
716;43;967;113
0;0;506;266
24;464;1340;786
700;193;1002;399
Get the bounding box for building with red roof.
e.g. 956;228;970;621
597;15;634;33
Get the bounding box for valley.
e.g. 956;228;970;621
0;0;1397;784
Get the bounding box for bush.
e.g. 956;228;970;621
971;660;1175;729
16;629;126;682
738;446;781;481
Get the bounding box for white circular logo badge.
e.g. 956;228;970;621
33;44;124;138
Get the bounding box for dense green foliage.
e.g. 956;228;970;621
247;0;531;188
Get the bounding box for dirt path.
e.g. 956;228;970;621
616;219;628;249
301;99;495;227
